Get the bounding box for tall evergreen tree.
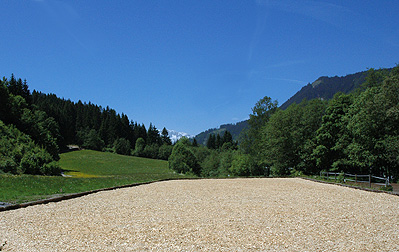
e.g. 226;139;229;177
161;127;172;145
206;134;216;149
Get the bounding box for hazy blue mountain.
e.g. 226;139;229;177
194;120;248;145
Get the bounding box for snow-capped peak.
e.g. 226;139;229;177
167;129;194;143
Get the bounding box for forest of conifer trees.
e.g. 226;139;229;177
0;75;173;175
1;65;399;183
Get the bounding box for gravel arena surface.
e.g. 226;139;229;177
1;178;398;251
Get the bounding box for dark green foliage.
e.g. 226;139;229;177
241;96;278;156
206;134;216;149
2;73;173;177
20;147;53;175
249;96;279;131
168;138;200;175
0;75;62;175
239;96;278;173
158;144;173;160
20;109;61;160
248;65;399;181
0;120;61;175
32;91;149;150
194;120;248;145
77;128;105;151
143;144;159;159
313;93;353;172
192;138;198;147
206;130;236;150
31;88;170;160
133;137;145;157
346;68;399;178
147;123;162;146
113;138;131;155
229;153;257;176
260;105;301;175
161;127;172;145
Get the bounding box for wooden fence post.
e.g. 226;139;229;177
355;174;357;183
369;174;371;188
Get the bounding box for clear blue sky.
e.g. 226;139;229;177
1;0;398;135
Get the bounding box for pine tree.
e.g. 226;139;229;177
206;134;216;149
192;138;198;147
161;127;172;145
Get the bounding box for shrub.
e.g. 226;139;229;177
133;137;145;157
143;144;159;159
0;157;18;174
20;147;52;175
229;154;255;176
113;138;131;155
40;161;62;176
168;140;200;175
201;152;220;177
158;144;173;160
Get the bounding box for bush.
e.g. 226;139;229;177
133;137;145;157
168;140;200;175
229;154;255;176
158;144;173;160
143;144;159;159
0;157;18;174
40;161;62;176
113;138;131;155
20;147;52;175
218;150;235;177
201;152;220;177
78;128;104;151
270;164;289;176
291;169;302;177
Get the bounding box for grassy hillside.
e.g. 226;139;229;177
0;150;192;203
60;150;173;177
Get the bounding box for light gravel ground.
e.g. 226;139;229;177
1;178;398;251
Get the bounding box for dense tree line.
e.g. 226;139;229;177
32;91;174;160
169;66;399;182
206;131;236;149
1;74;174;175
3;65;398;182
0;75;61;175
255;66;399;180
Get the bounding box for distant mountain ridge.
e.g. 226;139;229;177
280;70;369;110
194;120;248;145
195;67;391;144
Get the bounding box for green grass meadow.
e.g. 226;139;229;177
0;150;191;204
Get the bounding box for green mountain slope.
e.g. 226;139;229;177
196;67;393;143
280;70;369;110
194;120;248;145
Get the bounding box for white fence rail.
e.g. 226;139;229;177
320;171;390;187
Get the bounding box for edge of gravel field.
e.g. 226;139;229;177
1;177;398;212
302;177;399;196
0;178;200;212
